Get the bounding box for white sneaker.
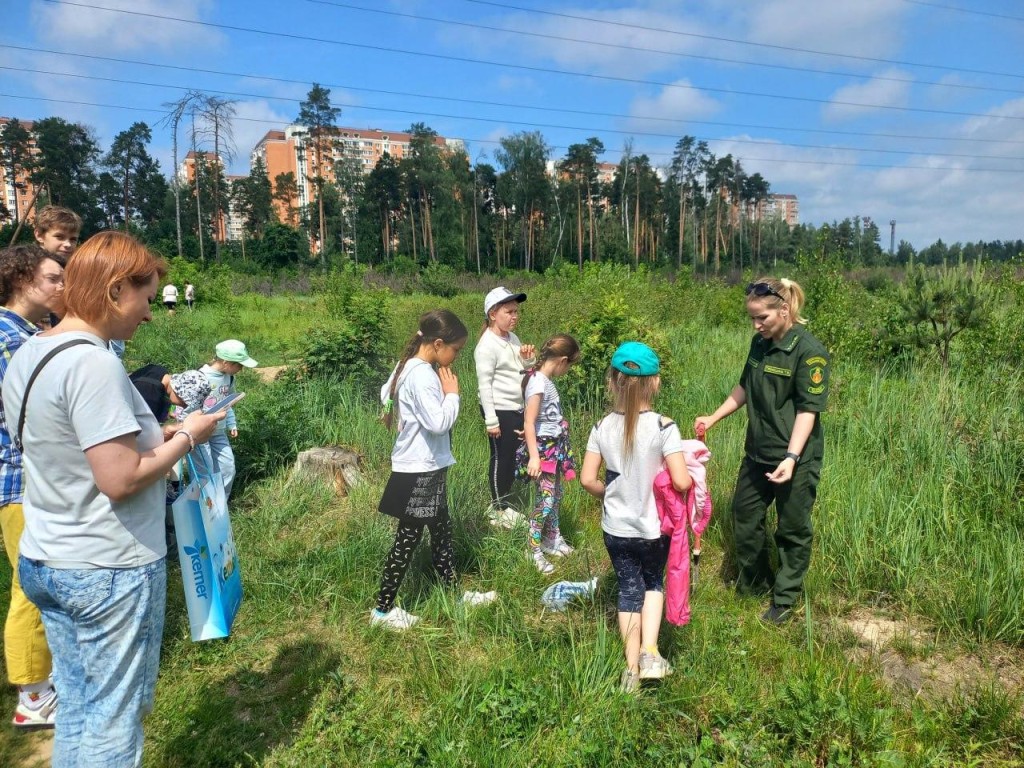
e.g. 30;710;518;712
531;550;555;575
462;590;497;607
489;507;523;529
639;651;673;680
369;606;420;631
12;687;57;729
541;536;574;557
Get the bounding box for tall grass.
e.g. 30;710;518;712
3;275;1024;765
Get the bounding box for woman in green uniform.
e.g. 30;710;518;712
694;277;829;625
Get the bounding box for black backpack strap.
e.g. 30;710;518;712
16;339;97;451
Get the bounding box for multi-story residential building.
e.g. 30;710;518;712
177;150;231;241
251;124;461;226
759;193;799;227
224;175;246;243
0;118;40;225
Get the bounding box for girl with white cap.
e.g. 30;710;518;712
473;287;535;528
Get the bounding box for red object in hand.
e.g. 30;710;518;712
695;423;706;439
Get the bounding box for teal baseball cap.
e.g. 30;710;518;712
611;341;660;376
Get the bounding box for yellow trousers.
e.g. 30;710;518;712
0;503;51;685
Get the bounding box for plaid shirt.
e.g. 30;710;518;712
0;308;40;507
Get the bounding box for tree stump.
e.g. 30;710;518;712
290;446;363;496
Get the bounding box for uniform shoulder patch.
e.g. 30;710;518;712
805;355;828;367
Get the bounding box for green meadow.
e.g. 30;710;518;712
2;264;1023;767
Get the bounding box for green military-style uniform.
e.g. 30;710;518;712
732;325;829;608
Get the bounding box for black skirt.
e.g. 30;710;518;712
379;468;450;523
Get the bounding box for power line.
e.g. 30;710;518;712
304;0;1024;97
8;64;1024;165
38;0;1024;121
459;0;1024;80
900;0;1024;22
6;44;1023;146
3;91;1021;175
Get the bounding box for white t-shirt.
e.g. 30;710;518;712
381;359;459;473
586;411;684;539
184;284;195;300
163;284;178;302
524;371;564;438
2;332;166;568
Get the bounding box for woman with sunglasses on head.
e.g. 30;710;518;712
693;278;829;626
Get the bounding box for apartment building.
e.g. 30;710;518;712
0;118;40;225
760;193;800;227
177;150;233;241
251;124;461;226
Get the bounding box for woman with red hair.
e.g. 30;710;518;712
2;232;224;766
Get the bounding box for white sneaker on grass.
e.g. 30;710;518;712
489;507;523;529
12;687;57;729
541;536;574;557
530;550;555;575
638;651;673;680
370;606;419;631
461;590;498;607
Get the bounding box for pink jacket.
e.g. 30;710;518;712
654;439;712;626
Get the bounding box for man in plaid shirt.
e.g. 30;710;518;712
0;244;66;728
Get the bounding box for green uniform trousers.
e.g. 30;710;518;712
731;457;820;608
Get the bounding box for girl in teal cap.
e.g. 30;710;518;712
580;342;692;693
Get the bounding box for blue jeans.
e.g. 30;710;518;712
19;557;167;768
205;431;236;500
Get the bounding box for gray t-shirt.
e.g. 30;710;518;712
2;332;166;568
524;371;564;438
586;411;684;539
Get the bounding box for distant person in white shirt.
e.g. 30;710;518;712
162;283;178;315
184;282;195;311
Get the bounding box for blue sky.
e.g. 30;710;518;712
2;0;1022;248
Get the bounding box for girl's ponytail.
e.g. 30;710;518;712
382;333;422;430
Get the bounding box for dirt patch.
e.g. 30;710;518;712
18;730;53;768
841;609;1024;703
253;366;287;384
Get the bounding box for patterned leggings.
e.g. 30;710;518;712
376;517;455;613
528;472;563;552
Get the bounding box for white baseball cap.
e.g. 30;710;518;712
483;286;527;318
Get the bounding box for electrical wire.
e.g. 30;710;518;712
3;91;1020;174
459;0;1024;80
6;63;1023;164
35;0;1024;121
5;43;1023;146
304;0;1024;97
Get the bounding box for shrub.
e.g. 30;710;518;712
300;289;392;389
562;295;673;409
419;262;460;298
885;264;993;369
164;257;233;307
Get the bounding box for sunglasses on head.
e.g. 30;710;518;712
745;282;785;301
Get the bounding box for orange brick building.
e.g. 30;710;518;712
252;124;460;226
0;118;41;225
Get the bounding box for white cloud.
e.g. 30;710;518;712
626;80;720;132
823;69;914;121
30;0;222;54
443;4;709;79
737;0;907;63
710;100;1024;247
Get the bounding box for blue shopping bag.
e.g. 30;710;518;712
172;449;243;641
